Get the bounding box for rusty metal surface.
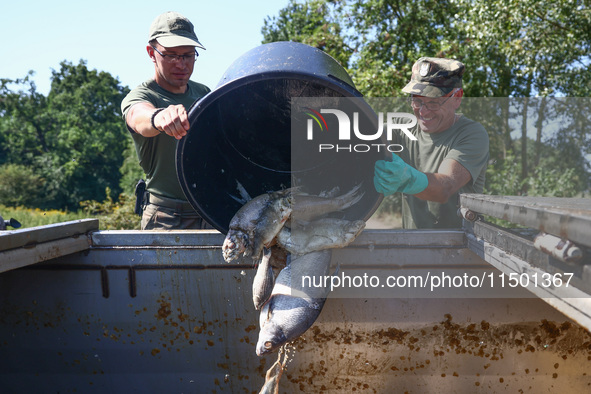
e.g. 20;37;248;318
459;194;591;248
291;298;591;393
1;229;590;393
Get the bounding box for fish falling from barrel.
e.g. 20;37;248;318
222;184;366;390
222;184;365;331
222;185;364;263
256;250;334;356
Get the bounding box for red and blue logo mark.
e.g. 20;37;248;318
304;108;329;131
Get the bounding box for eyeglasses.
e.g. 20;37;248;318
408;89;459;111
151;46;198;63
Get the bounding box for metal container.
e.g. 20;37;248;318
1;221;590;393
176;42;384;233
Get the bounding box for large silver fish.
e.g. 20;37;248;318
222;189;293;263
276;218;366;255
256;250;333;356
222;184;363;263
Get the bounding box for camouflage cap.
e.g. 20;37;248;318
401;57;464;97
149;11;205;49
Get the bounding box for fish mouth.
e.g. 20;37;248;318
222;232;248;262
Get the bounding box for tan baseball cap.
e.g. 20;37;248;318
402;57;464;97
149;11;205;49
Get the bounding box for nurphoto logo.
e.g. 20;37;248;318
305;109;418;153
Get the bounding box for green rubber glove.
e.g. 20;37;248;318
374;153;429;196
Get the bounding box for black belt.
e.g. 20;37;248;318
146;193;194;212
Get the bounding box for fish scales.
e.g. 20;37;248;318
252;247;275;310
276;218;366;255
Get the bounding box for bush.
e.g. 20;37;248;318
79;188;140;230
0;163;45;207
1;189;139;230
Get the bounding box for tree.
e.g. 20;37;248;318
0;61;131;209
119;138;145;194
0;73;50;165
262;0;353;67
262;0;590;199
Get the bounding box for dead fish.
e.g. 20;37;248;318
252;247;274;310
291;183;364;222
276;218;365;255
222;189;293;263
256;250;332;356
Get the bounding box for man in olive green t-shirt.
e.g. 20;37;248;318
374;57;489;228
121;12;212;230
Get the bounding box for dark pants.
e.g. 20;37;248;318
141;193;214;230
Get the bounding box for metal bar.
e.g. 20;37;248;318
0;219;98;252
128;267;136;298
20;263;255;271
352;229;466;247
465;221;591;332
465;221;590;293
0;236;91;274
90;229;225;247
90;245;222;250
90;229;467;248
459;194;591;248
100;267;109;298
466;230;591;331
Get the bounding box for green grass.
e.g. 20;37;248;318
1;191;140;230
0;205;89;229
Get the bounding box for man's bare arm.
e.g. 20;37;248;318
126;103;190;140
414;158;472;203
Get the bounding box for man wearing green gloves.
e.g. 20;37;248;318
374;57;489;228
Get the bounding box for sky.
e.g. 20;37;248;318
1;0;292;96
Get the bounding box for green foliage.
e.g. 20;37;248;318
264;0;591;220
263;0;590;98
262;0;354;69
119;138;145;195
486;154;580;198
526;168;580;197
0;61;131;210
79;188;140;230
0;163;44;207
0;190;139;230
0;204;87;229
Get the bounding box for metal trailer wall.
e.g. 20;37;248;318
1;227;590;393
